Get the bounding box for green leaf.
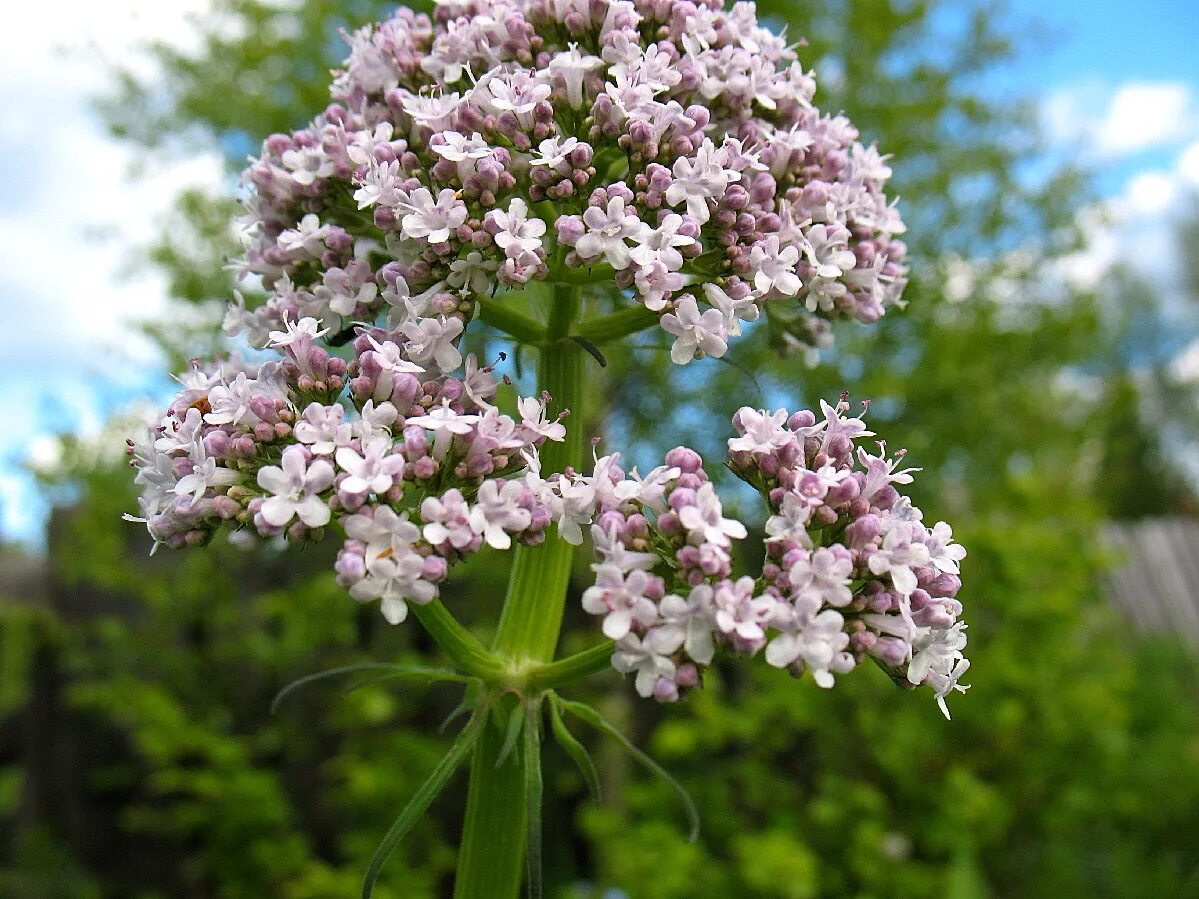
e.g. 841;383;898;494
270;663;474;715
524;700;544;899
495;701;526;768
548;698;601;803
554;694;700;842
362;705;490;899
439;691;478;734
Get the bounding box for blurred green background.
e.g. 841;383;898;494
3;1;1199;896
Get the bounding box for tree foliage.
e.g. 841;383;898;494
3;1;1197;896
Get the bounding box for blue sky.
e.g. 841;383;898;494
2;0;1199;546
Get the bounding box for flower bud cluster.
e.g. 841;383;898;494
561;398;969;717
224;0;907;363
127;316;568;625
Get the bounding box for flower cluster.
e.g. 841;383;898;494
564;398;969;717
127;316;567;624
225;0;907;363
128;1;964;717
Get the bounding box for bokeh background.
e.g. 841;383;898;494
3;1;1199;896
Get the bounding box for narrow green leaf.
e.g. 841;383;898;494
271;664;474;715
548;698;601;803
555;695;700;842
362;706;489;899
495;702;525;768
439;693;476;734
524;700;544;899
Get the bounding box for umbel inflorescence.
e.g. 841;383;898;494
128;0;967;723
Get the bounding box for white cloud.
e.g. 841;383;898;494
1043;80;1199;160
1056;139;1199;293
1095;83;1194;157
0;0;225;543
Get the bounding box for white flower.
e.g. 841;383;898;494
448;252;499;295
660;295;729;364
652;586;716;664
175;449;241;509
582;565;660;639
634;261;683;311
748;236;802;296
629;213;695;271
401;187;468;244
354;158;404;209
803;223;857;279
462;354;499;409
856;446;919;503
729;407;792;455
613;463;679;513
267;316;328;348
356;400;399;441
548;44;604;106
256;446;335;528
529;135;579;174
431;130;492;179
713;577;772;646
702;282;759;336
548;474;597;545
487;198;547;255
400;315;465;373
470;479;532;549
204;373;261;427
277;213;330;258
575;196;646;269
867;521;932;595
517;395;566;442
400;91;461;131
406;398;480;436
421;488;476;550
679;482;748;547
764;492;815;546
281;145;333;186
908;622;969;718
612;632;676;698
664;139;740;223
590;523;657;572
335;436;405;495
924;521;967;574
789;547;854;608
764;605;850;688
344;508;434;624
294;403;353;455
347;122;400;166
818;398;874;453
482;68;551;121
154;407;205;455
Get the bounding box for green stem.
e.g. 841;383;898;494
524;642;614;692
476;297;546;346
574;305;660;344
453;695;527;899
411;601;505;681
453;283;588;898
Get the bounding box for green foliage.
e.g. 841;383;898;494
4;0;1198;896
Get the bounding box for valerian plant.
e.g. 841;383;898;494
125;1;969;895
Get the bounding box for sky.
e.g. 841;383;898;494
2;0;1199;545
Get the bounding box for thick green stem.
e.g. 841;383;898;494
476;297;546;345
410;601;505;681
453;283;588;898
574;306;659;344
452;694;527;899
524;642;614;692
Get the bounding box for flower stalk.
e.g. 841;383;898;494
453;282;587;898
